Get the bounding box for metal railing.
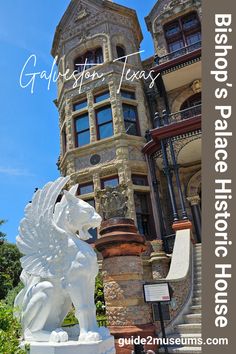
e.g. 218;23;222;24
154;104;201;128
163;233;176;254
154;40;201;65
169;104;201;124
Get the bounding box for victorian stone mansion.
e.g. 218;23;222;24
53;0;202;352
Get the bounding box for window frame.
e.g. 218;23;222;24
164;11;201;53
120;89;136;100
101;175;119;189
95;104;113;141
61;126;67;155
77;182;94;196
94;90;110;104
116;45;126;62
132;174;149;186
74;47;104;73
73;99;88;111
122;103;140;136
74;113;90;148
134;191;156;240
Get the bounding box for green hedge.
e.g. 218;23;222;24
0;301;25;354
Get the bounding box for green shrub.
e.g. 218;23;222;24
95;274;106;316
0;301;25;354
62;306;78;326
5;283;24;307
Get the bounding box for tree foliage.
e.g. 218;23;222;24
0;242;22;300
0;219;6;244
95;273;106;316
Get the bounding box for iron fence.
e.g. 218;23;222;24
154;41;201;65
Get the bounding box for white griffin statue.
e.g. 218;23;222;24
14;177;107;344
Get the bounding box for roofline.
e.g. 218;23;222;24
51;0;143;57
145;0;165;32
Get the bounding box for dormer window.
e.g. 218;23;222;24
164;12;201;54
74;47;104;73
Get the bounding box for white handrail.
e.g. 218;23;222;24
156;229;192;282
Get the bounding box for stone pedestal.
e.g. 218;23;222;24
95;218;157;354
20;337;115;354
150;251;170;280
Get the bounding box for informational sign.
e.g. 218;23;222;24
152;303;170;322
143;283;170;302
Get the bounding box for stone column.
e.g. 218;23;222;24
149;241;170;280
109;81;125;135
187;195;201;243
117;160;136;222
95;218;157;354
87;90;97;143
64;99;74;150
93;172;101;217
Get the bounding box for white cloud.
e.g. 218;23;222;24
0;167;34;177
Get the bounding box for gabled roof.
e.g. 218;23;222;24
51;0;143;57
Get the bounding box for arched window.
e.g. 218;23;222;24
95;47;103;64
180;93;201;119
181;93;201;110
74;47;104;72
74;56;84;73
85;51;94;70
116;45;126;62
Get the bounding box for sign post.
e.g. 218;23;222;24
144;283;172;354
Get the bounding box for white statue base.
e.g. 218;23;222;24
20;336;115;354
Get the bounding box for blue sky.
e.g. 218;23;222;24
0;0;157;243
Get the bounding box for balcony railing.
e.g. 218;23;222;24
163;233;176;254
154;104;201;128
154;40;201;65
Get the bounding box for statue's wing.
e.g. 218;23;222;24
16;177;73;278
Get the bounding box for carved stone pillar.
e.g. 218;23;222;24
109;81;125;135
136;84;149;137
95;218;157;354
117;161;136;222
87;90;97;143
93;172;101;214
64;99;74;150
149;241;170;280
187;195;201;243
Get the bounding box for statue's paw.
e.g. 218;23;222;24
97;326;110;339
63;324;80;339
79;331;102;343
49;328;69;343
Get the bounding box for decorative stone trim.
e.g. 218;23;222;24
171;79;202;113
187;195;201;206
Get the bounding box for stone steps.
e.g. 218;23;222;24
185;314;202;324
192;297;202;305
160;244;202;353
159;346;202;353
190;305;201;313
175;323;201;334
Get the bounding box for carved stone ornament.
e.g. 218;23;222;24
187;195;201;206
74;6;90;22
96;184;129;220
14;177;115;353
191;79;202;94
